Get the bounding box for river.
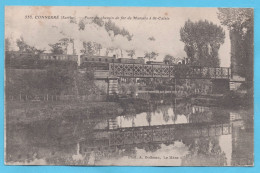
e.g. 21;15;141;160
5;101;253;166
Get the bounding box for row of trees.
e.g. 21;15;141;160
49;38;75;55
8;36;140;59
6;37;46;54
81;41;102;56
6;37;74;56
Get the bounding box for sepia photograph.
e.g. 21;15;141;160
4;6;254;166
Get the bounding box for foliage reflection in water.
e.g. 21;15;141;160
6;102;253;166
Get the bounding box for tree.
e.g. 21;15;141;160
49;43;64;54
180;20;225;67
218;8;253;33
16;37;28;52
44;65;73;95
81;41;103;56
146;111;152;126
182;137;227;166
75;68;101;96
126;50;135;58
93;42;102;56
161;106;170;122
70;38;76;55
105;47;115;56
49;38;74;55
16;37;45;54
81;41;95;56
144;52;159;61
218;8;253;82
163;54;175;64
5;38;11;51
59;38;70;54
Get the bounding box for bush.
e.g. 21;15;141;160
118;83;138;96
221;90;253;107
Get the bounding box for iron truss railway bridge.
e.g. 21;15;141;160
109;63;231;79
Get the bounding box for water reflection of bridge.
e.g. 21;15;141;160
55;103;245;166
93;122;232;147
90;104;231;147
75;108;246;166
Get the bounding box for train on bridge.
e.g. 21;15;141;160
79;55;145;70
6;51;185;70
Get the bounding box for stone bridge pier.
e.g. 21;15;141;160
93;70;119;96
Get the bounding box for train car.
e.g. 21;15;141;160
39;53;78;63
79;55;145;69
146;61;165;65
38;53;78;69
6;51;38;59
80;55;117;63
5;51;78;69
5;51;39;69
79;55;116;70
117;57;144;64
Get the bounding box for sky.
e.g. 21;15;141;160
5;6;231;67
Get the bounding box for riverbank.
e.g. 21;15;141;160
190;90;253;108
5;89;253;125
5;101;124;125
137;89;253;109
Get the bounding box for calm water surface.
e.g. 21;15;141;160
6;101;253;166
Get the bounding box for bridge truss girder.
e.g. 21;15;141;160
109;63;231;79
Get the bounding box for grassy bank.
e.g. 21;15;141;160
190;90;253;108
5;100;123;124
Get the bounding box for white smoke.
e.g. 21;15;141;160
5;12;174;59
5;6;231;66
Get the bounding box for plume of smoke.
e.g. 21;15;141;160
6;12;177;59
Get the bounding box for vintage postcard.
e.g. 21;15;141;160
4;6;254;166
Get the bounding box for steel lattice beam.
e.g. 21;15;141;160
109;63;231;79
